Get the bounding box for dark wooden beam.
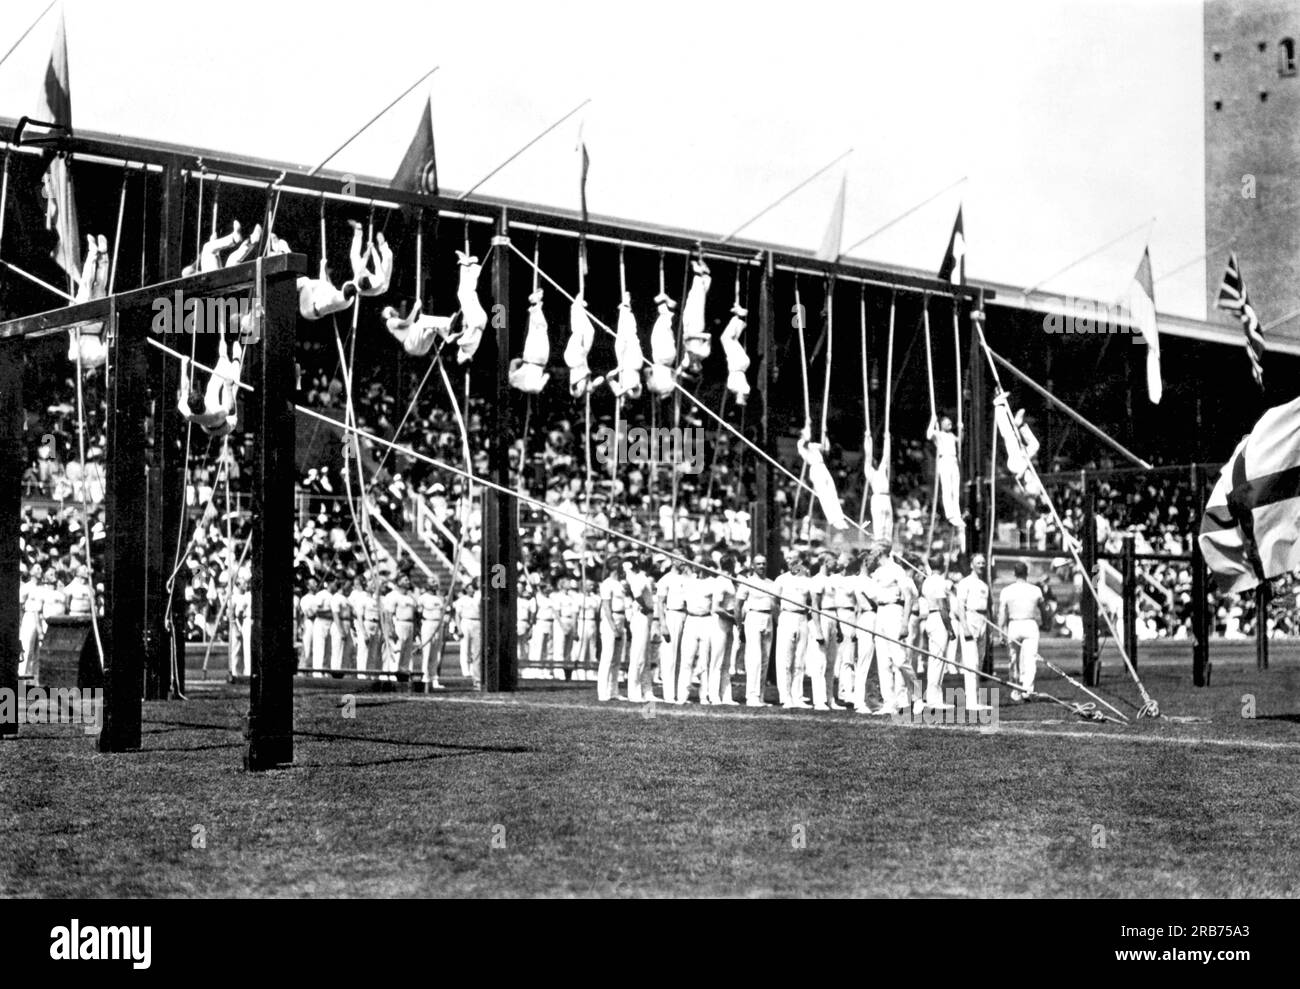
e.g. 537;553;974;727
245;260;298;770
0;253;307;340
100;300;148;752
145;156;188;701
481;209;517;692
755;251;780;578
0;343;22;738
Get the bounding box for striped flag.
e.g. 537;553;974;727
37;6;80;287
1199;395;1300;593
1217;252;1265;388
1128;247;1161;404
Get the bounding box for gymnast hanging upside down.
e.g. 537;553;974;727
797;424;849;530
381;300;459;358
178;337;243;438
68;234;111;368
348;221;393;297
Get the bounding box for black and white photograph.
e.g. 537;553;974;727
0;0;1295;930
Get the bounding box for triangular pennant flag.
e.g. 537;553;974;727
37;6;79;286
578;134;590;227
1129;247;1162;404
392;97;439;196
938;206;964;285
815;174;846;262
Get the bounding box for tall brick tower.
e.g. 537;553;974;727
1204;0;1300;332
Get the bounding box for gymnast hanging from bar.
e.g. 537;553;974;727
67;234;110;368
177;325;244;439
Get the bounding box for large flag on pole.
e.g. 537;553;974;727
392;96;439;195
1128;247;1162;404
38;5;79;287
938;206;965;285
815;174;846;262
1216;252;1265;389
1199;395;1300;593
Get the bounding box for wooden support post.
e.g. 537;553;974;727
246;262;298;770
1256;584;1269;672
482;209;518;692
145;155;187;701
756;252;780;579
1191;464;1211;687
965;316;983;557
1081;474;1099;687
0;343;22;738
101;301;148;752
1121;531;1137;668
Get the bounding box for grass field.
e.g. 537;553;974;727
3;657;1300;897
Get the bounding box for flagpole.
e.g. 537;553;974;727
721;148;853;242
458;98;592;202
306;64;440;177
1023;216;1155;296
841;174;967;256
0;0;56;74
1153;236;1238;286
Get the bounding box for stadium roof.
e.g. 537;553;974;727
3;116;1283;355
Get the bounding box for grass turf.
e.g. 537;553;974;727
2;659;1299;897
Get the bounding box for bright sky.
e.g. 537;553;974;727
0;0;1207;317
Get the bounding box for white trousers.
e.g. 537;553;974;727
658;611;686;703
230;617;253;677
875;605;919;710
626;610;652;702
422;619;444;681
676;614;713;702
19;613;41;678
708;615;735;704
742;611;773;704
597;614;628;701
774;611;806;707
851;610;879;710
460;619;483;686
310;618;332;675
1007;618;1040;696
923;612;952;704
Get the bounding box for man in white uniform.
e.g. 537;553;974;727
596;557;630;702
707;554;740;705
230;574;253;679
736;555;775;706
64;566;94;618
826;553;859;705
656;556;690;703
417;574;446;689
454;579;483;689
676;564;717;705
918;554;958;709
18;565;43;678
871;548;920;714
954;554;994;700
384;573;419;678
998;561;1045;701
623;556;657;703
803;555;842;711
849;550;884;713
299;576;330;677
528;577;555;680
773;555;813;709
328;577;353;673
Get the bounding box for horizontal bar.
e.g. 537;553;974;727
993;546;1193;564
0;253;307;340
1034;463;1220;485
145;337;254;392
